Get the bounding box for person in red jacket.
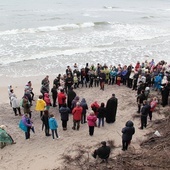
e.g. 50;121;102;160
87;112;97;136
58;89;66;108
91;101;100;116
72;102;83;130
44;93;51;110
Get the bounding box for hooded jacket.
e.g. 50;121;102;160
44;93;51;106
35;99;46;111
58;92;66;105
80;98;88;115
122;120;135;141
87;114;97;126
11;95;20;108
49;117;58;130
59;106;70;121
72;106;83;121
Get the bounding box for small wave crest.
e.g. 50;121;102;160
0;21;110;35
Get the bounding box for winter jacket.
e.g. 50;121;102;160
59;106;70;121
97;107;106;118
44;93;51;106
91;102;99;115
22;98;31;113
72;106;83;121
49;117;58;130
58;92;66;105
150;101;158;112
71;96;80;109
87;114;97;126
122;120;135;141
41;115;49;127
35;99;46;111
80;98;88;115
11;95;20;108
21;115;32;129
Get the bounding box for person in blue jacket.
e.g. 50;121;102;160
49;114;60;140
121;120;135;151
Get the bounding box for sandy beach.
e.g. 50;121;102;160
0;75;165;170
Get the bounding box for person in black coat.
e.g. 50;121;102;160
97;102;106;127
59;103;70;130
139;100;151;129
92;141;111;163
122;120;135;151
80;98;88;124
41;110;50;136
106;94;118;123
51;84;58;107
67;87;76;110
161;82;170;107
137;90;146;113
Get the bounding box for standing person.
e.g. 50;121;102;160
106;94;118;123
41;75;50;92
72;102;83;130
49;114;60;140
65;74;73;94
27;81;34;101
121;120;135;151
161;82;170;107
149;97;158;121
80;98;88;124
44;93;52;111
97;103;106;127
59;103;70;130
91;101;100;116
11;94;22;116
41;110;50;136
139;100;151;130
19;113;33;140
99;70;106;90
58;89;66;108
67;87;76;110
87;112;97;136
22;96;32;118
51;84;58;107
71;96;80;110
8;85;13;106
35;95;46;117
137;90;146;113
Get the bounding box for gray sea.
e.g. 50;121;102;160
0;0;170;77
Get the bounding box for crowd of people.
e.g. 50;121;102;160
2;58;170;161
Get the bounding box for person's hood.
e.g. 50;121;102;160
75;96;79;100
81;98;86;103
125;120;134;127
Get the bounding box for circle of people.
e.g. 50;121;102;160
5;59;170;153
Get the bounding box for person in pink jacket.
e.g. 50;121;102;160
44;93;51;110
87;112;97;136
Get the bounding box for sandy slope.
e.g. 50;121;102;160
0;77;163;170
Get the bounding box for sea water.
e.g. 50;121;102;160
0;0;170;77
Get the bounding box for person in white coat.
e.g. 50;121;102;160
11;94;22;116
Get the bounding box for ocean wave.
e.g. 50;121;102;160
0;22;110;35
141;16;155;19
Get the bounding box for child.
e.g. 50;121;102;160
35;95;46;117
87;112;97;136
49;114;60;140
97;103;106;127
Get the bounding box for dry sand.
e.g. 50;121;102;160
0;76;164;170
